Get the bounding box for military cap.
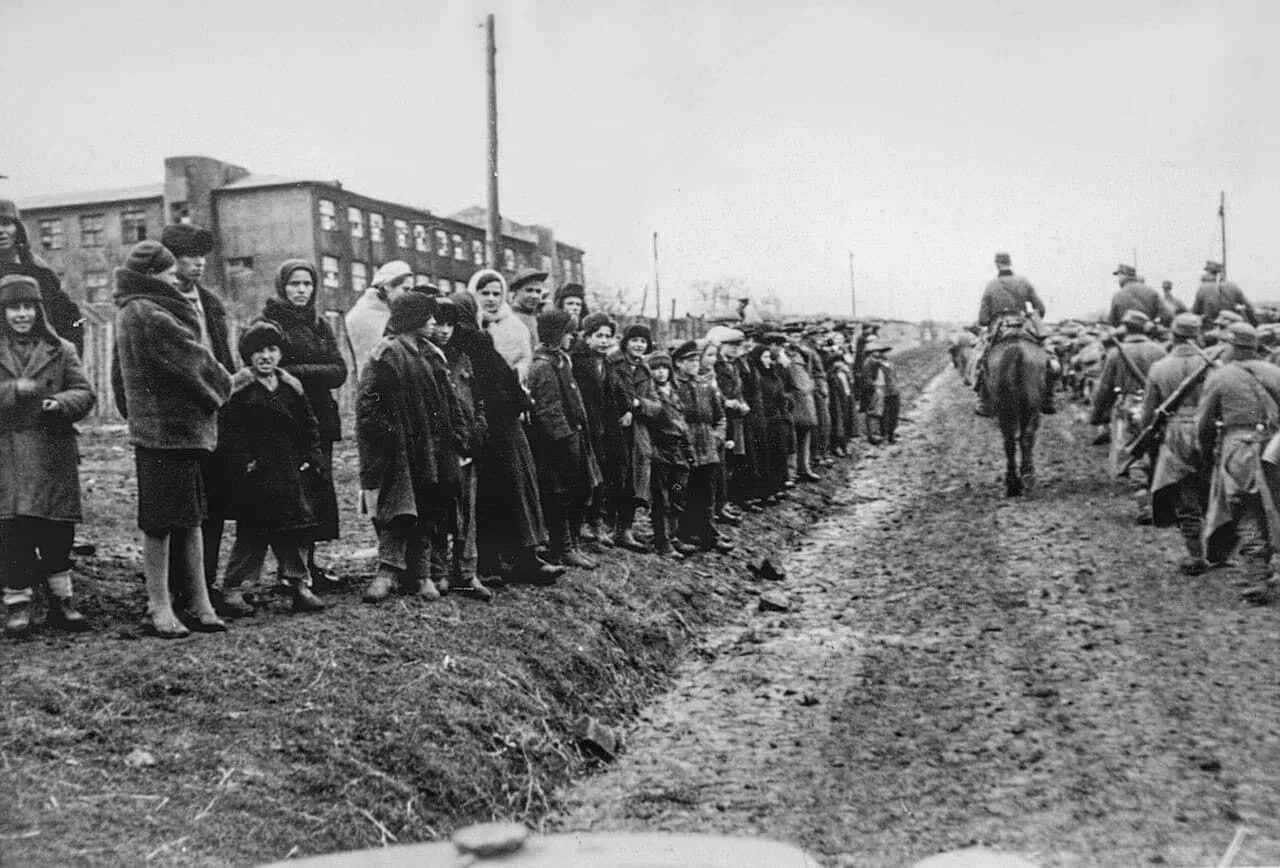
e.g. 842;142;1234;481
1213;309;1244;328
1120;309;1150;328
671;340;700;361
1227;321;1257;349
994;251;1011;266
1113;263;1136;277
509;267;549;292
1205;260;1224;275
1171;312;1201;338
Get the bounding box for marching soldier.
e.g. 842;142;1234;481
974;251;1049;416
1192;260;1256;326
1141;313;1217;574
1195;322;1280;604
1107;264;1167;327
1090;310;1166;519
1161;280;1188;316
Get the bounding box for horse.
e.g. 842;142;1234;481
986;337;1048;497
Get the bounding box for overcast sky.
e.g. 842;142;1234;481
3;0;1276;321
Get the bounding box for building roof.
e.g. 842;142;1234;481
217;173;333;192
449;206;542;245
18;183;164;211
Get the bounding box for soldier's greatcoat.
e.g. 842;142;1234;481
1141;344;1211;525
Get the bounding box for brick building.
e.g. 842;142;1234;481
17;155;586;320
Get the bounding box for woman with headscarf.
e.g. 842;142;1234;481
451;274;561;584
262;260;347;587
748;338;794;503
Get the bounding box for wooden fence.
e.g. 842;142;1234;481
79;310;711;424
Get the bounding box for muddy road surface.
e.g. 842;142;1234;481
553;368;1280;867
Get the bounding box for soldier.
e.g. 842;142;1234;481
1195;322;1280;604
1161;280;1188;316
1107;264;1167;327
1090;310;1166;518
1192;260;1256;326
1141;313;1217;575
974;251;1049;417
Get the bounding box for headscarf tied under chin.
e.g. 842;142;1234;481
466;268;508;326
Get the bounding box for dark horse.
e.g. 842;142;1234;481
985;337;1048;497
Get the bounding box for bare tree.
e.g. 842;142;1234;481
587;283;642;317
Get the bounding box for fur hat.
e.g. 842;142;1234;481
125;240;177;276
671;339;699;362
387;291;434;334
238;319;285;364
536;309;574;346
622;323;652;351
580;311;616;337
647;350;672;370
160;223;215;257
431;297;462;327
555;282;585;303
1171;312;1201;338
0;274;41;306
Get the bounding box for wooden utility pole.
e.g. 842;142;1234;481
1219;191;1228;276
484;14;501;269
848;251;856;319
652;231;662;339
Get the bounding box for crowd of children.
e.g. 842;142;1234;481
0;219;902;637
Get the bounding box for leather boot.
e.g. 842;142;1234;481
5;601;32;637
48;596;90;632
292;584;327;613
217;588;255;618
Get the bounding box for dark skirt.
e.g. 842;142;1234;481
308;441;340;541
135;447;207;534
477;415;547;552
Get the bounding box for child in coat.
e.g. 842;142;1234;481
645;352;694;559
673;341;733;553
0;275;96;636
215;320;327;616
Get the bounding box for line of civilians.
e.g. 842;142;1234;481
0;216;901;639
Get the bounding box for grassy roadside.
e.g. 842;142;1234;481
0;345;947;867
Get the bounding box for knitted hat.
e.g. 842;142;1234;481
0;274;41;306
580;311;616;337
125;240;177;276
1227;322;1257;349
647;350;672;370
671;339;699;361
537;309;574;346
622;323;652;351
238;319;285;364
1170;312;1201;338
160;223;215;257
387;291;434;334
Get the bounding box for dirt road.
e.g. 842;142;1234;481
552;367;1280;867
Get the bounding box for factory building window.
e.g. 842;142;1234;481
319;199;337;231
38;218;63;251
503;248;515;271
471;239;484;266
352;261;368;293
540;255;552;273
452;234;464;261
369;213;384;243
121;208;148;243
413;224;429;252
435;229;449;256
394;219;409;248
348;207;364;238
79;214;105;248
322;255;340;289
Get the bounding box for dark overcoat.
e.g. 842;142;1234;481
528;346;600;497
0;307;95;523
263;294;346;443
751;348;794;495
218;371;322;534
608;351;660;504
675;371;725;466
572;345;627;478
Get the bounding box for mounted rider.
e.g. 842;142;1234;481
974;251;1053;417
1192;260;1256;327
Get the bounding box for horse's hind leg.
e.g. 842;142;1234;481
1019;425;1037;492
1004;430;1023;497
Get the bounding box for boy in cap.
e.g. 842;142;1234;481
0;199;84;355
673;340;733;553
357;293;465;602
113;240;232;637
215;320;327;616
572;312;623;546
528;309;599;570
645;350;695;558
0;275;96;636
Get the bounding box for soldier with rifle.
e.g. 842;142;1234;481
1132;313;1221;574
1090;310;1166;520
